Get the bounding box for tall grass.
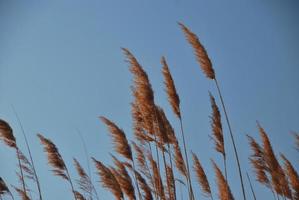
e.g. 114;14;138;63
0;23;298;200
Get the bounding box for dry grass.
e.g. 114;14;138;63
0;23;298;200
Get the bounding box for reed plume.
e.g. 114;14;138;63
161;56;181;118
178;23;215;79
281;154;299;200
148;153;166;200
92;158;123;200
192;152;213;200
100;116;132;161
212;160;234;200
13;186;30;200
247;135;270;187
258;123;292;198
166;164;175;200
209;93;227;182
37;134;77;200
161;56;194;200
132;142;153;186
74;191;86;200
12;106;43;200
0;177;14;200
73;158;94;199
135;170;153;200
0;119;16;148
209;93;225;157
131;101;154;144
0;119;27;197
100;116;143;199
123;48;155;136
111;155;136;200
173;138;187;178
180;22;246;200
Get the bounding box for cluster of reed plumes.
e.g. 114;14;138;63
0;23;298;200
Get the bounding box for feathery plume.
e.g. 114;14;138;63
212;160;234;200
258;123;292;198
100;116;132;161
135;170;153;200
73;158;93;198
179;23;215;79
92;158;123;200
161;56;181;118
192;153;212;198
123;48;155;136
148;153;166;200
17;150;35;181
37;134;68;180
166;164;175;200
74;191;86;200
13;186;30;200
0;177;12;199
38;134;77;200
281;154;299;200
111;155;136;200
131;101;154;144
0;119;16;148
209;93;225;157
173;139;187;178
247;135;270;187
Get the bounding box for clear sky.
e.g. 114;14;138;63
0;0;298;199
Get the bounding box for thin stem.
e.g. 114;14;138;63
147;142;158;200
132;159;143;200
246;172;257;200
76;129;99;200
214;78;246;200
65;167;78;200
9;191;15;200
11;105;43;200
16;147;27;197
167;144;177;200
178;117;195;200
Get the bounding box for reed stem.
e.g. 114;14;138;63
132;159;143;200
65;167;78;200
214;78;246;200
12;106;43;200
178;117;195;200
246;172;257;200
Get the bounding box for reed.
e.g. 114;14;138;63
179;22;246;200
11;106;43;200
0;119;27;198
212;160;234;200
37;134;77;200
192;152;213;200
92;158;123;200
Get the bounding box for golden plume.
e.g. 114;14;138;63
212;160;234;200
192;152;212;198
179;23;215;79
161;56;181;118
100;116;132;161
92;158;123;200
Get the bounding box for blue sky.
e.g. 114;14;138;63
0;0;298;199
